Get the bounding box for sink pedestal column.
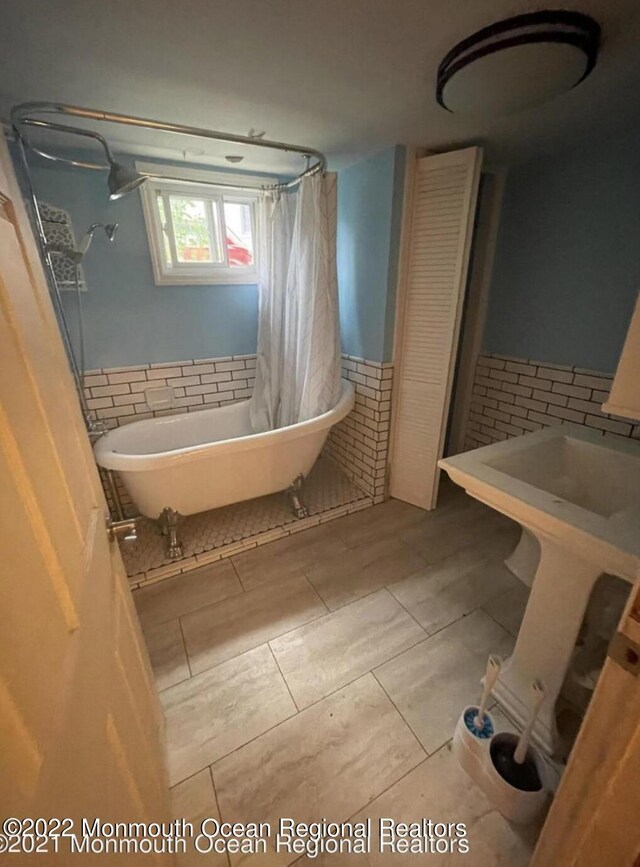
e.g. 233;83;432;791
492;534;601;757
504;527;540;587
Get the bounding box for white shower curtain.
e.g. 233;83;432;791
249;172;342;432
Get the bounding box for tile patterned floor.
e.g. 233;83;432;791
134;485;542;866
121;456;371;587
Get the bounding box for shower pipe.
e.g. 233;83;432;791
10;101;327;192
11;130;96;430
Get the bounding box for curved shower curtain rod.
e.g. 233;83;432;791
10;101;327;193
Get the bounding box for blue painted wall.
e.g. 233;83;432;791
484;127;640;373
24;152;261;369
20;145;406;369
337;146;405;362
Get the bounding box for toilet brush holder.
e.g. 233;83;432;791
453;705;496;780
485;732;548;825
453;710;548;826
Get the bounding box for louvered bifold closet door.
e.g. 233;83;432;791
390;147;482;509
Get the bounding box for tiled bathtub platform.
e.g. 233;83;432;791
121;457;371;588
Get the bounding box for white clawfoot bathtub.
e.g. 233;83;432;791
94;380;354;519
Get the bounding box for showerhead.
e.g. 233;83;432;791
45;222;119;263
107;162;146;200
77;222;120;256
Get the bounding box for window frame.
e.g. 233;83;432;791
137;162;265;286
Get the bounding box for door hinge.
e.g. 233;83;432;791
608;631;640;677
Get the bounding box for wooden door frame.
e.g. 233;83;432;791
386;144;418;494
531;580;640;866
446;168;505;456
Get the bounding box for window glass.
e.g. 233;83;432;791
168;196;222;263
224;201;254;267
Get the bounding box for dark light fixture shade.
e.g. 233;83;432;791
437;10;600;116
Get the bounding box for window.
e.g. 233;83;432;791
138;163;264;285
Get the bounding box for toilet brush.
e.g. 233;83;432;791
491;680;545;791
465;654;502;738
514;680;545;765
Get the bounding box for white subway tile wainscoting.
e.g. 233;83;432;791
324;355;394;503
464;353;640;451
84;354;258;428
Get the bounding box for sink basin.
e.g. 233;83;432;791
439;424;640;757
487;434;640;517
440;424;640;581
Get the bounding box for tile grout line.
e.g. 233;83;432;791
298;571;332;614
177;616;194;679
156;671;192;695
384;579;433;635
482;606;521;640
379;586;429;641
229;556;250;592
298;534;429;607
208;704;302;778
145;517;516;700
168;763;212;793
162;603;507;792
170;691;301;790
201;669;435;801
398;515;506;563
207;765;231;867
208;584;436;717
266;641;301;714
288;753;441;866
410;575;519;644
207;762;230;867
382;542;517;635
174;658;434;791
281;630;433;718
178;603;332;684
214;698;450;867
158;592;433;709
370;669;431;758
136;573;245;632
269;587;516;719
158;559;515;699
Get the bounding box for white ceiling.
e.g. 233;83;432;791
1;0;639;173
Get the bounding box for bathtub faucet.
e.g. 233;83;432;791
86;415;109;442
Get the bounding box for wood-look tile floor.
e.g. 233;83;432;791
134;484;539;866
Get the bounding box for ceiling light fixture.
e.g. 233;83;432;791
436;10;600;116
225;155;244;163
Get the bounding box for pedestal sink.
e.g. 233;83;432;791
439;425;640;757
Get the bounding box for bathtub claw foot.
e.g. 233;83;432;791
159;507;184;560
287;474;309;520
